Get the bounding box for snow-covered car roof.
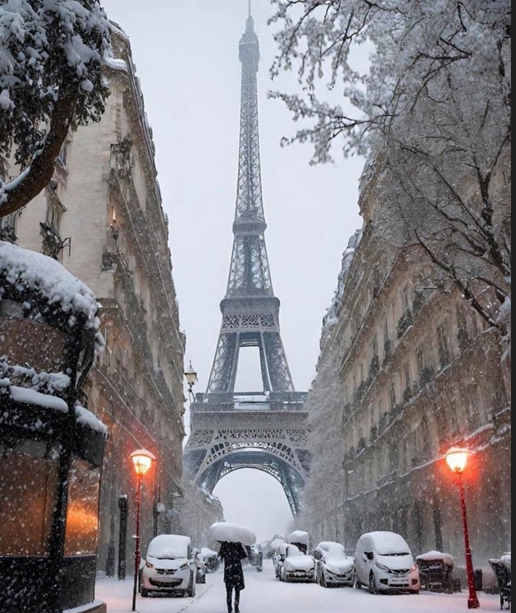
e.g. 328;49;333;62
210;522;256;547
287;531;310;546
316;542;347;557
147;535;191;560
360;532;411;555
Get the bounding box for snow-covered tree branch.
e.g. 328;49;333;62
271;0;511;339
0;0;114;218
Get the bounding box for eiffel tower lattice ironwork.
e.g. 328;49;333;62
185;8;310;516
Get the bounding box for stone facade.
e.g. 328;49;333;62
7;28;186;574
299;165;511;576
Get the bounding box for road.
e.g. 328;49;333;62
96;562;500;613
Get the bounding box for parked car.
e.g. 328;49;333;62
280;545;316;583
314;542;354;588
198;547;220;574
353;532;420;595
194;549;207;585
274;542;289;580
287;530;310;555
141;535;197;598
249;545;263;572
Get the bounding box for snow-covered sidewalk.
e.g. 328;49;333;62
96;562;501;613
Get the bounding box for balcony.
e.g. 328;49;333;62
0;223;17;244
40;222;71;260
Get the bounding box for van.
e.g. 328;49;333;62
354;532;420;594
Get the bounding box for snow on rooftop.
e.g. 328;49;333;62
210;522;256;547
0;241;101;336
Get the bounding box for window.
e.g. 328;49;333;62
0;441;59;556
404;365;411;390
372;335;379;357
390;384;397;410
402;286;411;312
437;324;451;367
0;213;18;243
65;458;101;556
384;319;389;342
417;346;425;376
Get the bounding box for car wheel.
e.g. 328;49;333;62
354;571;362;590
320;570;327;588
369;572;378;595
187;572;197;598
141;588;149;598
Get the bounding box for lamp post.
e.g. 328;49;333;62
446;447;480;610
130;449;156;612
185;362;198;403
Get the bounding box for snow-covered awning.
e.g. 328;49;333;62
0;241;101;345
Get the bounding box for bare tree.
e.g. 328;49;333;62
270;0;511;337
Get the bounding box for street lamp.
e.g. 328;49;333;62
185;362;198;402
130;449;156;612
446;447;480;610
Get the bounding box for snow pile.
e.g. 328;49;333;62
417;551;456;567
271;538;286;552
323;229;362;331
10;385;68;412
287;531;310;547
210;523;256;547
0;360;70;395
502;554;511;570
147;535;191;560
0;241;101;340
75;404;108;437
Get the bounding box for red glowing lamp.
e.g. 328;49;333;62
446;447;474;475
130;449;156;478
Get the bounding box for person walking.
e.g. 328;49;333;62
219;541;248;613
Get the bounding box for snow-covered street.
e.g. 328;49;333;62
96;562;501;613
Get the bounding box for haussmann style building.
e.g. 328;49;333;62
1;25;186;576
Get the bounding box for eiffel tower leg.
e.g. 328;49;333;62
263;331;295;392
259;333;272;392
207;333;240;394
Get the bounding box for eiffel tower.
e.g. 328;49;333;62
185;6;309;515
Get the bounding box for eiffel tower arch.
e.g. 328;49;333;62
185;8;310;516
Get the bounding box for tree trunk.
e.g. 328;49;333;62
0;88;78;219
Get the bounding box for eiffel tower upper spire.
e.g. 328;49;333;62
227;6;272;298
205;10;295;395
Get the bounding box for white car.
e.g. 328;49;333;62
281;545;316;583
314;542;354;588
273;542;289;580
141;535;197;598
353;532;420;594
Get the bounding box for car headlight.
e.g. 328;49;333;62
375;562;391;573
411;564;418;572
145;561;154;569
180;563;189;571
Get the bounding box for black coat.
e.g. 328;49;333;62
219;542;248;590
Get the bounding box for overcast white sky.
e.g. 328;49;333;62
101;0;365;543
